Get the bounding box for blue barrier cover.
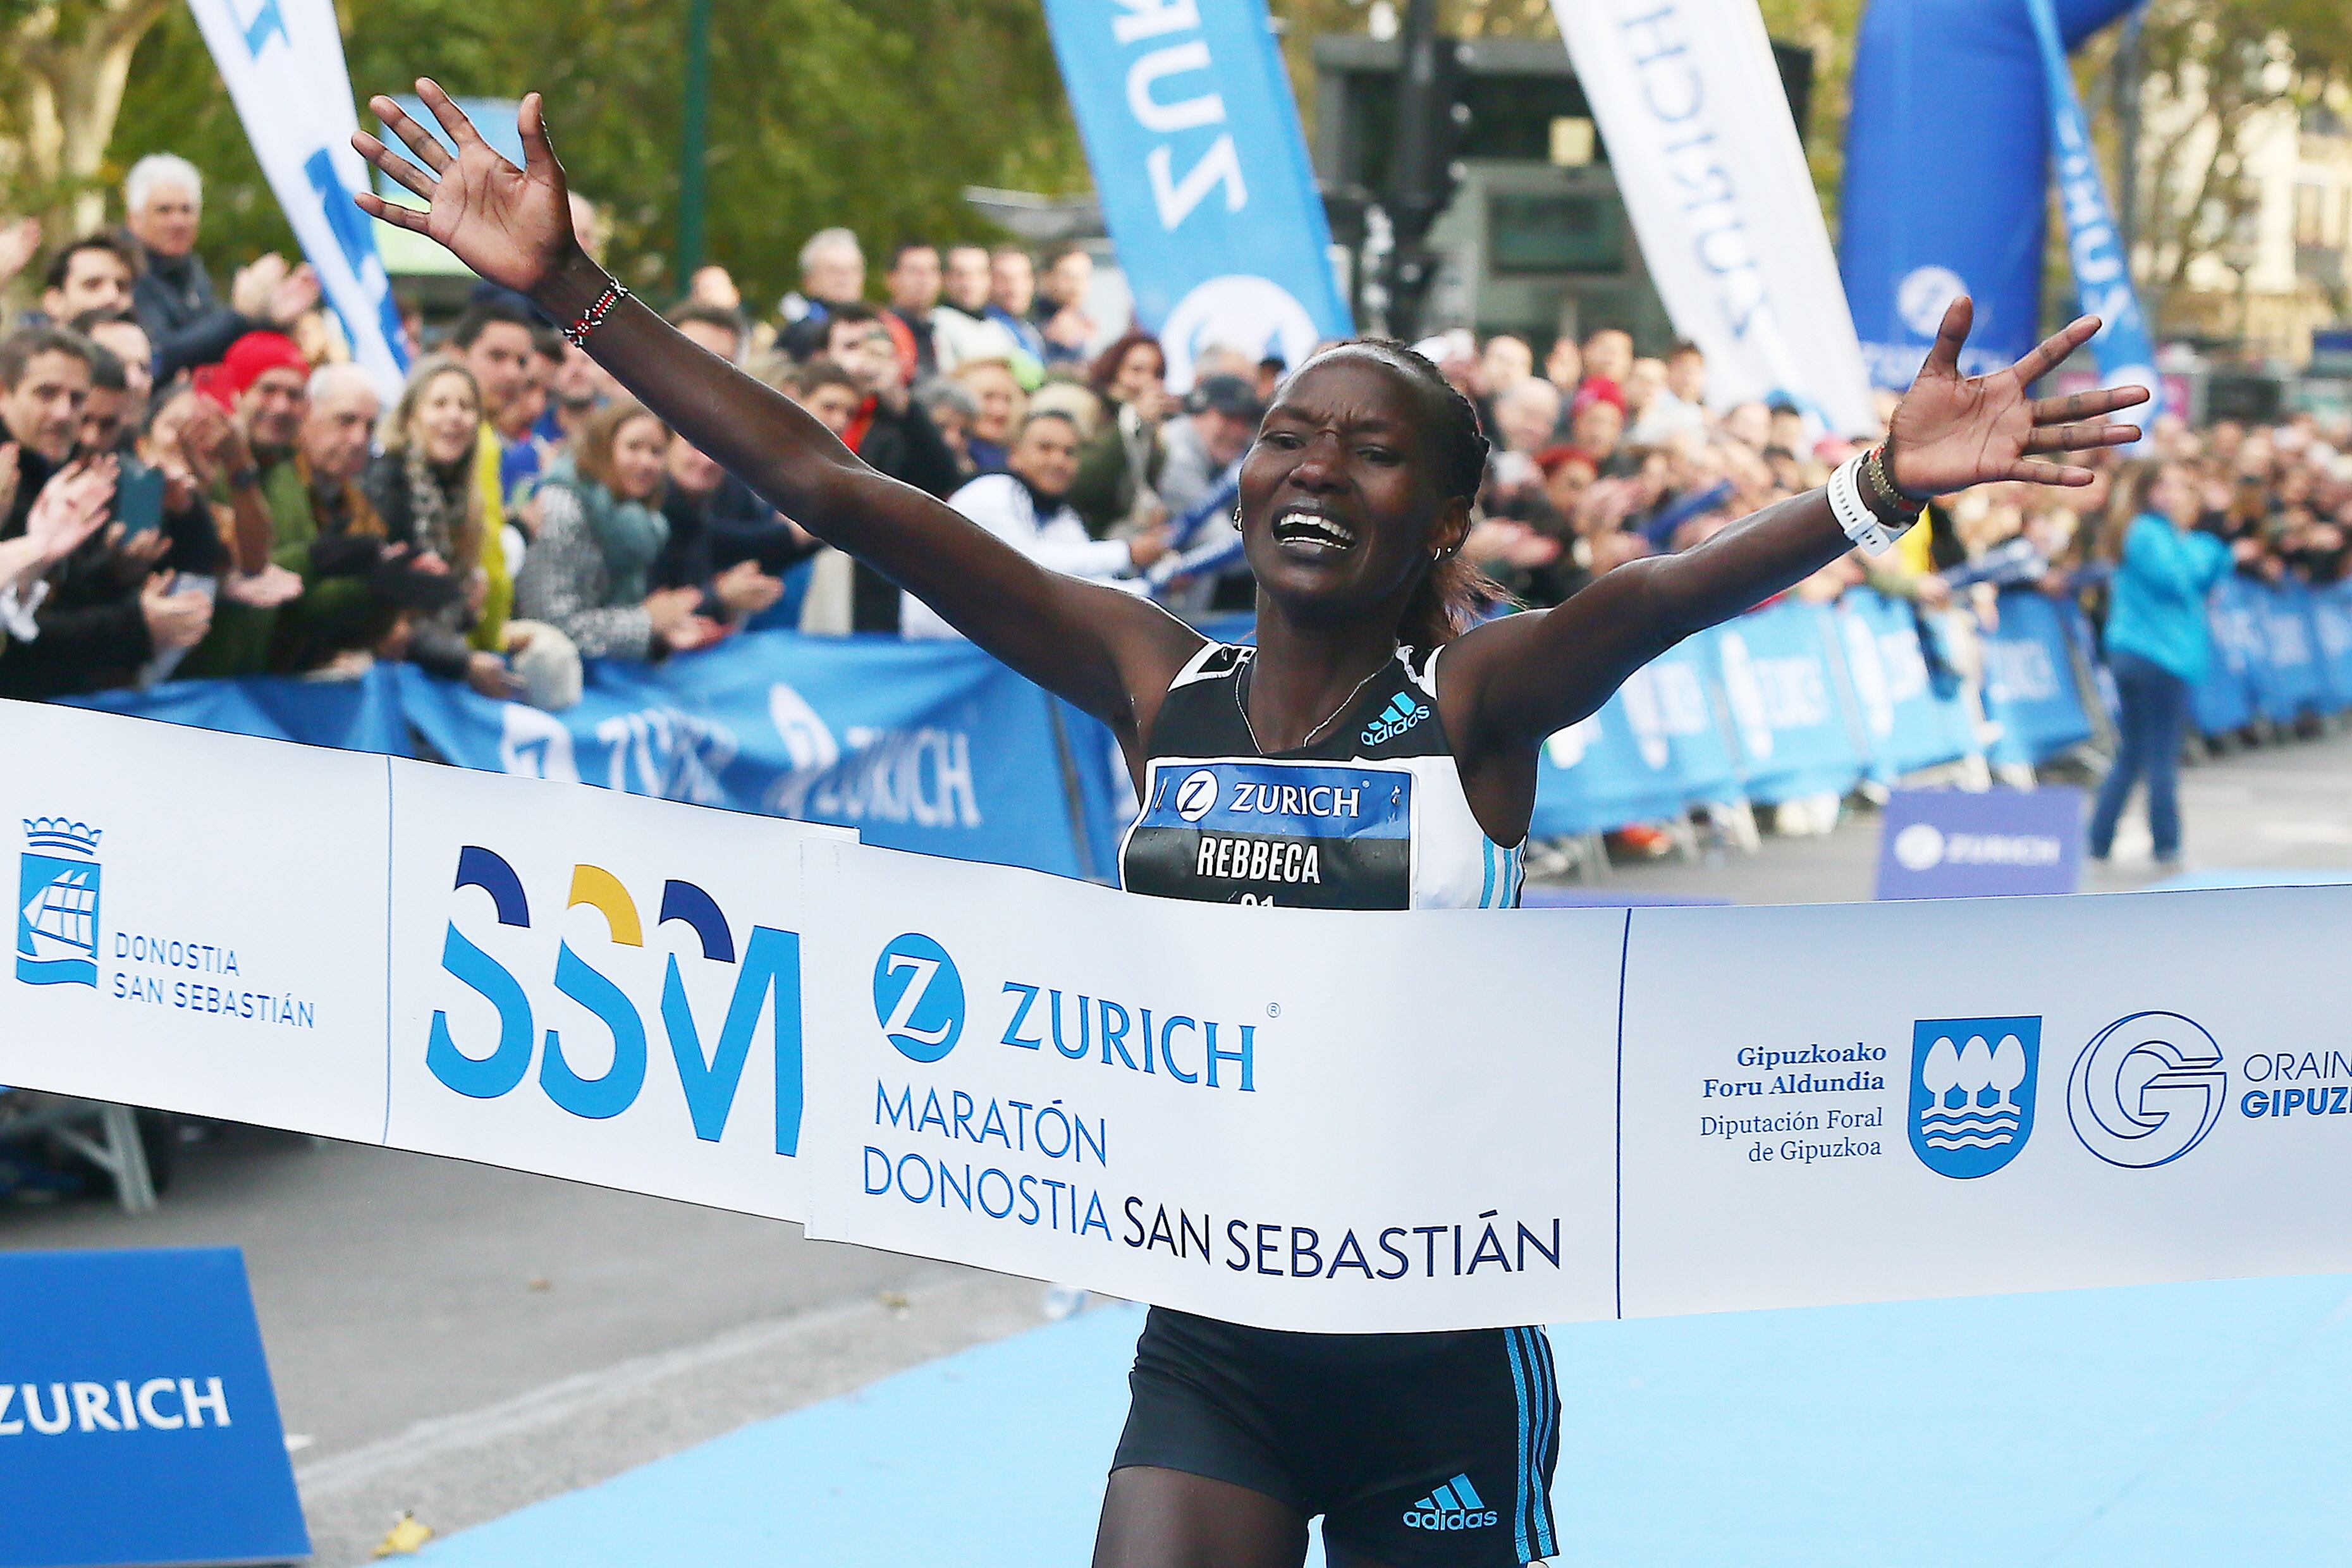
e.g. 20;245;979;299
2191;575;2266;736
1980;591;2094;766
1836;592;1981;779
395;631;1122;879
2313;584;2352;711
2189;577;2352;736
1531;633;1743;835
1707;601;1867;804
68;663;412;755
0;1247;307;1567
2255;581;2325;722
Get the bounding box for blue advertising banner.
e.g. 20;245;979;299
393;631;1126;879
2191;574;2267;737
1839;0;2140;390
1038;0;1349;386
1834;592;1982;780
68;662;412;755
2186;578;2352;737
2254;581;2326;723
2312;584;2352;709
1707;601;1868;804
2025;0;2162;427
0;1247;307;1567
1875;785;2085;900
1531;635;1744;836
1980;591;2095;765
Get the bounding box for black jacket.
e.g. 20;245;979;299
658;475;818;618
132;248;256;382
0;447;173;698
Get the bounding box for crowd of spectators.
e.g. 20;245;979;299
6;154;2351;749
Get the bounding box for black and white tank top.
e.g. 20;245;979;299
1119;641;1523;910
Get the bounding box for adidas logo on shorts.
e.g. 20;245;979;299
1401;1472;1498;1531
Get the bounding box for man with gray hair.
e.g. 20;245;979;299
778;226;865;359
125;152;320;380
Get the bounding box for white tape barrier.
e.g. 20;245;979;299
4;700;2346;1333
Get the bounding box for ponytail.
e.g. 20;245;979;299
1400;550;1511;648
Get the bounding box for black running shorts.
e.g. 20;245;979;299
1111;1308;1560;1566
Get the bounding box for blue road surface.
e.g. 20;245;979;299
415;1279;2352;1567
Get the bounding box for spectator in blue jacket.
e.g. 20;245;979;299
2088;460;2236;865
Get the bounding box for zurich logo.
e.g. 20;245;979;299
1174;769;1220;823
1908;1017;2038;1178
1897;264;1969;337
2067;1011;2227;1168
1892;823;1945;872
18;816;102;988
871;933;965;1063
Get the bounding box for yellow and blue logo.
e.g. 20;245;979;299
17;817;102;988
424;846;802;1152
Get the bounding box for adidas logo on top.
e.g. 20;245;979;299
1360;693;1429;747
1402;1472;1498;1532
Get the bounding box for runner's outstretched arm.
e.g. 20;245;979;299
1444;302;2149;752
352;83;1199;742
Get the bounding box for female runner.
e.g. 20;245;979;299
355;84;2146;1568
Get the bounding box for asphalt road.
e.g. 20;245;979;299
4;726;2348;1562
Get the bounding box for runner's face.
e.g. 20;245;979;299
1237;352;1457;623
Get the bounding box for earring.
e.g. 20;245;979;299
1232;506;1242;522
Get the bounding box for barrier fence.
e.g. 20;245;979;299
55;582;2352;882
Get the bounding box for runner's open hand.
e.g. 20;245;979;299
352;80;576;297
1887;298;2147;498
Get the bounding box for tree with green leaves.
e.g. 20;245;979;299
87;0;1086;312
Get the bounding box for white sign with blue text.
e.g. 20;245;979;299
1;703;391;1144
9;701;2352;1333
1617;888;2352;1317
384;759;849;1220
797;840;1625;1333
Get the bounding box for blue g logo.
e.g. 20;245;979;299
872;933;965;1063
2067;1010;2227;1169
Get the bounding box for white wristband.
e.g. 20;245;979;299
1828;453;1902;556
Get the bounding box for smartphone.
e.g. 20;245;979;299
114;461;166;536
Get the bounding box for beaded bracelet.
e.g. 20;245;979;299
561;277;631;347
1858;443;1926;527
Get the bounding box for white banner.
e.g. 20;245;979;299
797;841;1622;1332
183;0;409;398
6;700;2349;1332
1551;0;1877;433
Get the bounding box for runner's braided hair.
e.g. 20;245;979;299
1297;338;1508;648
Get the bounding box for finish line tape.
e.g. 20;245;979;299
4;699;2344;1333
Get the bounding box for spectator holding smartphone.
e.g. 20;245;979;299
0;326;212;696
